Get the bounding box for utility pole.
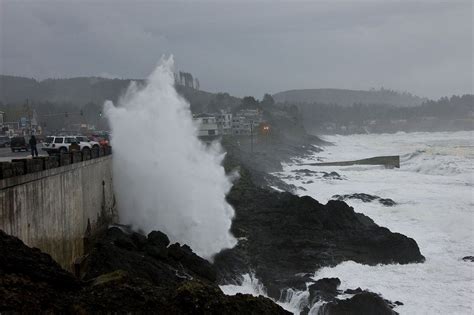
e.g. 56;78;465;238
250;120;254;154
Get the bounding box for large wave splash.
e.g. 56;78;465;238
104;56;237;259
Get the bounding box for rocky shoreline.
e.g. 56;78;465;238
214;162;424;300
0;110;427;314
214;126;425;313
0;228;289;314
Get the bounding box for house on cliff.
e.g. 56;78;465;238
193;113;220;137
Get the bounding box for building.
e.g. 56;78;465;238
2;122;19;137
232;109;263;135
193;113;220;137
214;111;233;135
0;111;4;126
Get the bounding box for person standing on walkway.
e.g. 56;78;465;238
29;135;38;157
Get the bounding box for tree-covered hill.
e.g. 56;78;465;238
273;88;426;107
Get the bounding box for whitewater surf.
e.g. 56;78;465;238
223;131;474;314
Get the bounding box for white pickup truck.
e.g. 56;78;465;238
42;136;97;155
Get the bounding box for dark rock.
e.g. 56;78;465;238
169;280;290;315
308;278;341;303
462;256;474;262
318;292;398;315
322;171;344;180
0;230;79;312
0;229;289;314
215;167;424;299
145;243;168;259
332;193;397;207
147;230;170;248
168;243;185;260
379;198;397;207
0;230;79;291
293;169;318;176
130;231;147;249
82;227;218;285
344;287;364;294
113;236;137;250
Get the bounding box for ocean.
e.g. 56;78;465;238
221;131;474;314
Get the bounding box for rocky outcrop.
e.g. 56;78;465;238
296;277;401;315
318;292;398;315
214;167;424;299
308;278;341;303
0;229;289;314
332;193;397;207
288;169;345;181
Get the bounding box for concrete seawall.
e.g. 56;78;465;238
303;155;400;169
0;154;115;270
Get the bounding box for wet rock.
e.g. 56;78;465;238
462;256;474;262
0;230;79;312
215;167;424;299
130;231;147;249
332;193;397;207
293;169;318;176
322;171;344;180
82;227;217;285
344;287;364;294
308;278;341;303
318;292;398;315
0;229;289;314
144;243;168;259
379;198;397;207
147;230;170;248
0;230;79;291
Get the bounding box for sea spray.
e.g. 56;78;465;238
104;56;237;259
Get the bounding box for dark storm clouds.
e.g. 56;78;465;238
0;0;472;99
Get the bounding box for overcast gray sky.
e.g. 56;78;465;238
1;0;472;99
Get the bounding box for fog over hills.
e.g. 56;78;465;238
0;74;241;116
2;75;427;109
273;88;427;107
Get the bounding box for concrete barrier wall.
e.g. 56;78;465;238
0;155;115;270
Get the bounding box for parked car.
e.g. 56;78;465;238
42;136;92;155
0;136;10;148
10;136;30;152
91;133;111;147
75;136;100;149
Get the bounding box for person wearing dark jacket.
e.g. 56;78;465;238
29;135;38;157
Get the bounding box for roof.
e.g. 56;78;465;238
193;113;215;118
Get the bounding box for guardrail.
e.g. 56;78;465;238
0;146;112;179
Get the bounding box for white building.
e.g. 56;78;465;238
193;113;220;137
214;111;233;135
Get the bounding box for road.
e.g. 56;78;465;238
0;145;48;162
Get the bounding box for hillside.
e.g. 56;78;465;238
273;88;426;107
0;75;240;113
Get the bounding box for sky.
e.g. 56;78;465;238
0;0;472;99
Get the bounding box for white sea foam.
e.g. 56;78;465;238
104;56;236;259
223;131;474;314
220;274;308;313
